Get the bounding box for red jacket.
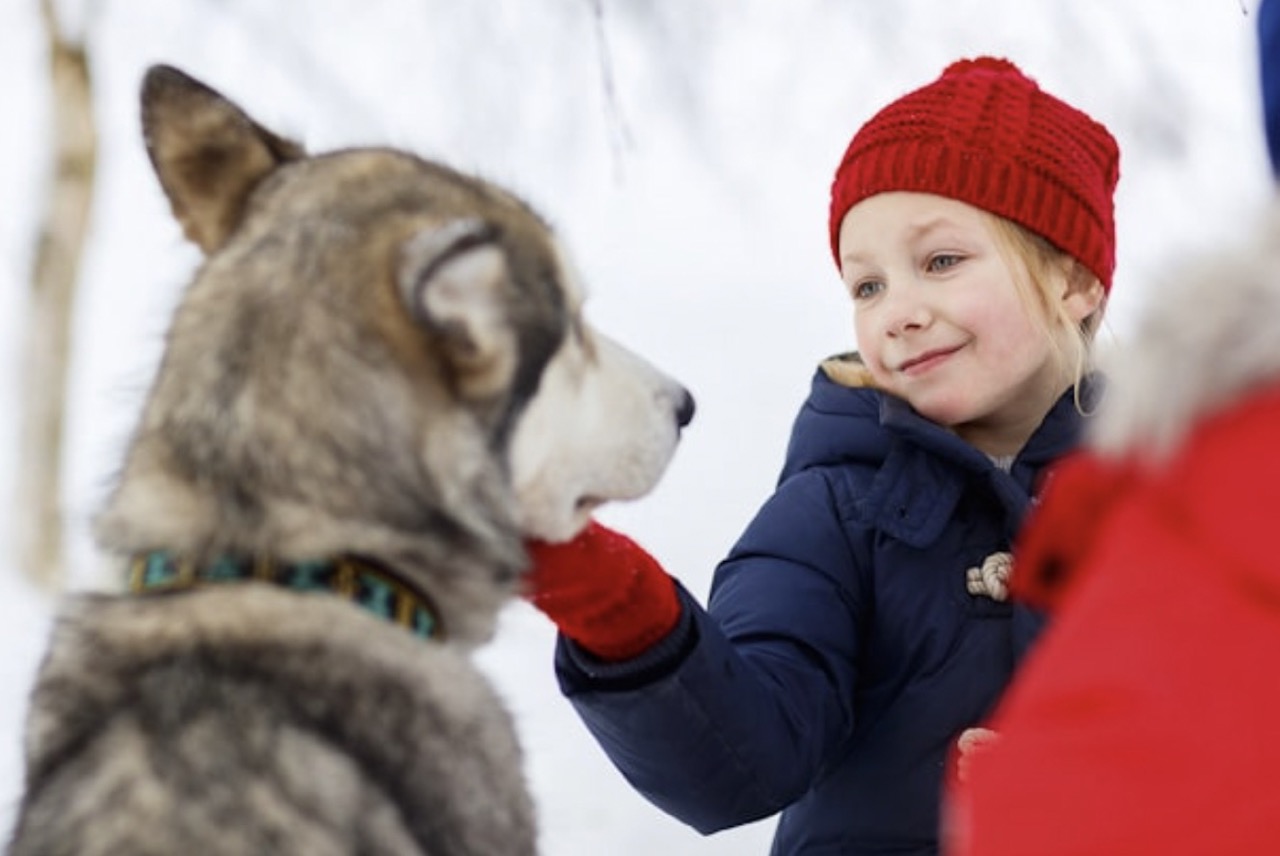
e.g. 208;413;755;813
946;204;1280;855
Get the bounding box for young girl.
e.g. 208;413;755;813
524;56;1118;855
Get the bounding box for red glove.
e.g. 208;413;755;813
523;520;682;662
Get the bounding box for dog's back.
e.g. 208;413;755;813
10;589;531;856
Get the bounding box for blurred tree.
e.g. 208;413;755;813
17;0;97;590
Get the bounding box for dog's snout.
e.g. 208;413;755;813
674;388;696;430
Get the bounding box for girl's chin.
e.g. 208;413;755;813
905;397;978;428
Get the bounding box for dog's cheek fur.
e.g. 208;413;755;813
507;338;592;542
483;239;572;447
508;327;686;543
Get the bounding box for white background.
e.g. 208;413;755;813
0;1;1271;851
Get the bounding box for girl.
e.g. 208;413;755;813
525;56;1118;855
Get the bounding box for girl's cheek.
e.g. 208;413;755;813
858;347;891;384
853;313;875;352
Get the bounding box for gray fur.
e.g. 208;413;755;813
13;589;529;856
8;64;691;856
1092;200;1280;458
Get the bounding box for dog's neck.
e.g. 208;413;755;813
126;551;445;641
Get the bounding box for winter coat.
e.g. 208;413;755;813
554;355;1094;855
946;202;1280;855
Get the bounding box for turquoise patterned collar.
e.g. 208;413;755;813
127;551;444;641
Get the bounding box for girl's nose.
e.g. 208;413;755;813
883;285;933;336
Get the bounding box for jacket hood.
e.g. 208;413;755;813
778;355;890;483
1091;198;1280;458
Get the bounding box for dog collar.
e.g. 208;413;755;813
127;551;444;641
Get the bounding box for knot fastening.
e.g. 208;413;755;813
966;551;1012;602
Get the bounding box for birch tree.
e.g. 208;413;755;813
17;0;97;589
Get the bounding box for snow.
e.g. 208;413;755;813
0;1;1270;851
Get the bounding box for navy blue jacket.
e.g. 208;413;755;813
555;360;1092;855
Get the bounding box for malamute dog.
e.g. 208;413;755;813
6;65;693;856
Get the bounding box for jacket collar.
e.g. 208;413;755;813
870;377;1099;548
782;356;1098;547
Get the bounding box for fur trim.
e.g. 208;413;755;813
1091;199;1280;458
821;352;878;389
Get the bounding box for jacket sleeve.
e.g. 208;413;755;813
553;468;867;833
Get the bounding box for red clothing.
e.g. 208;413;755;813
947;386;1280;855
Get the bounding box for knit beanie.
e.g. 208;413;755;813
828;56;1120;291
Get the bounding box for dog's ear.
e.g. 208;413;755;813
400;219;519;399
140;64;304;255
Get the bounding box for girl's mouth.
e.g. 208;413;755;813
899;345;962;375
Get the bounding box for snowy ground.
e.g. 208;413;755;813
0;1;1271;852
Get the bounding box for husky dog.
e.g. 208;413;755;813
7;65;694;856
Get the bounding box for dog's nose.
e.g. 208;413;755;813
674;388;696;430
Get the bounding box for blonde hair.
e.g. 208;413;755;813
983;213;1107;401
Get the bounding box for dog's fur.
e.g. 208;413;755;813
7;65;693;856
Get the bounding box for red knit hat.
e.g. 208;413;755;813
828;57;1120;291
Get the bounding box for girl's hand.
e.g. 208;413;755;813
955;727;1000;784
523;521;681;661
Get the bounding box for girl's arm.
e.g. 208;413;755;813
525;470;866;832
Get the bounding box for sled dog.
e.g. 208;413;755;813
6;65;693;856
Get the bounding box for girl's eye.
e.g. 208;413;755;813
927;253;962;273
851;279;884;301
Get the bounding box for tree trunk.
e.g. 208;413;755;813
17;0;97;590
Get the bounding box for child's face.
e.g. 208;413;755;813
838;192;1086;455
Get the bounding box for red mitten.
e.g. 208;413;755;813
523;520;682;661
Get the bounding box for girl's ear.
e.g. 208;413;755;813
1060;262;1106;324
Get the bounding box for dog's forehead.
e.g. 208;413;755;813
277;150;484;211
243;148;586;315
